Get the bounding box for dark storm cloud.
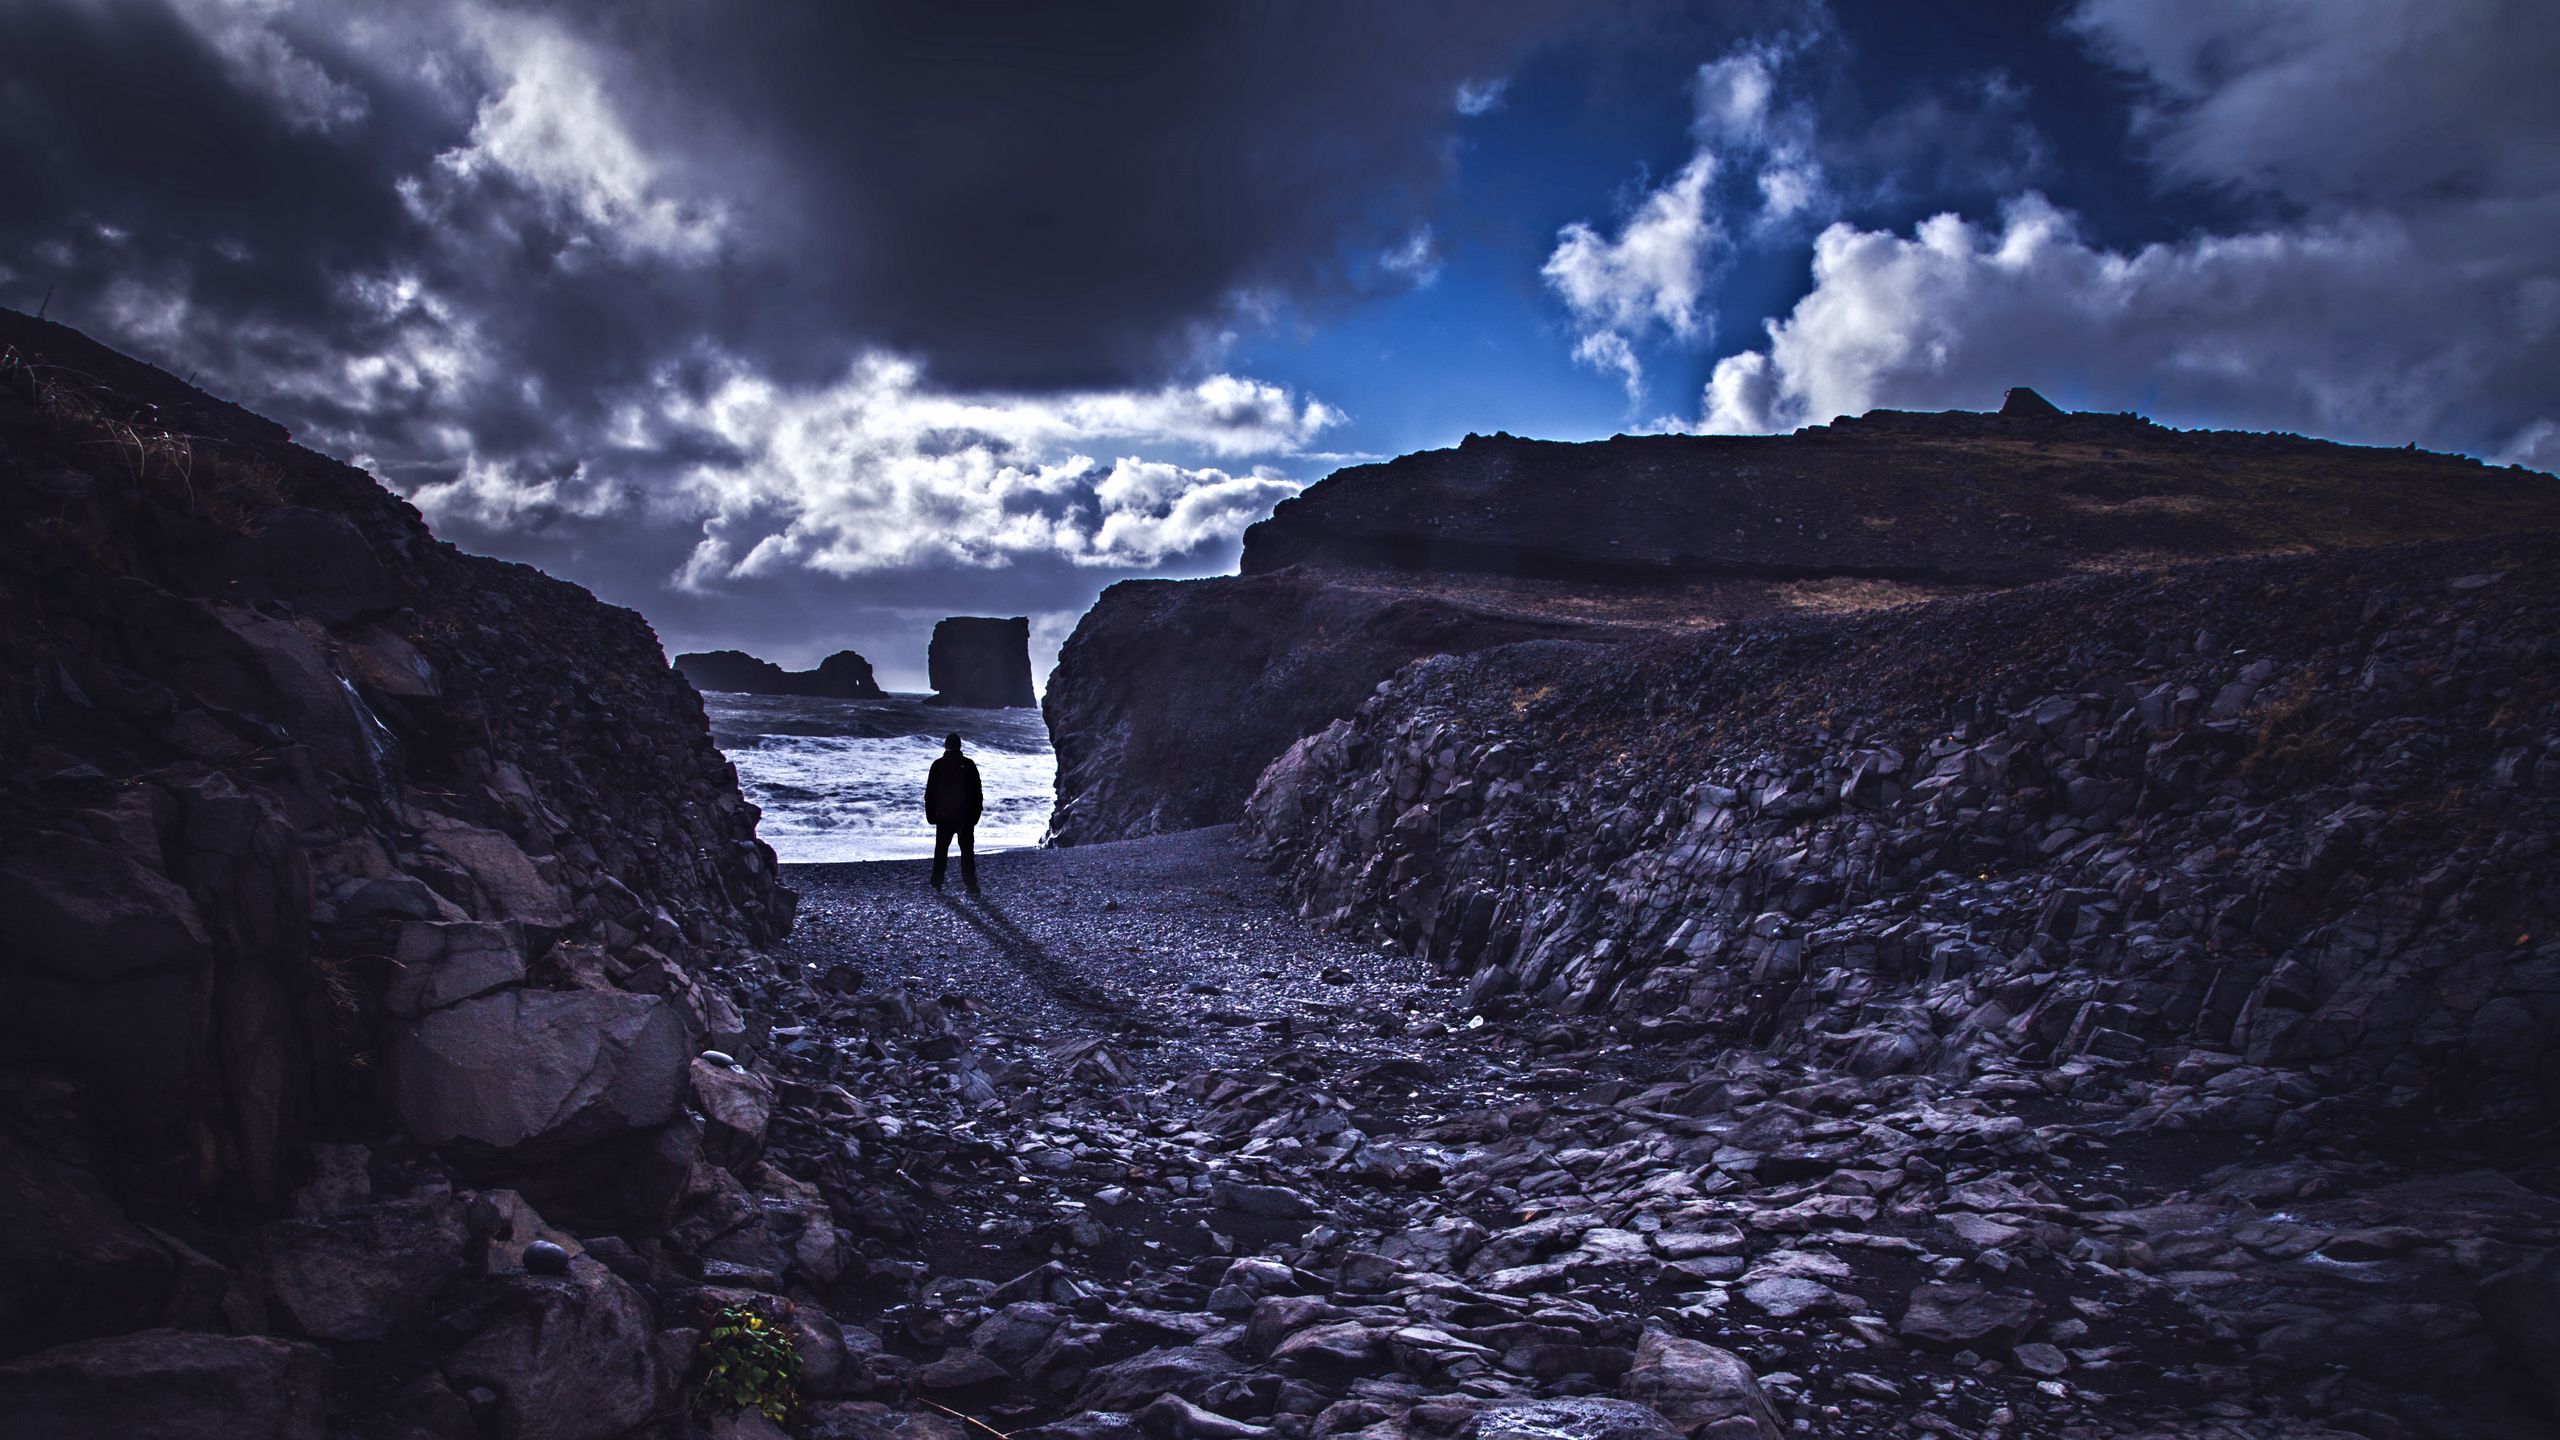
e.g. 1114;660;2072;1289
5;1;1596;397
1;0;1634;677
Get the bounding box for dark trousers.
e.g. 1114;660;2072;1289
932;823;977;890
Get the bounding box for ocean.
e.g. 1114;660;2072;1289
699;692;1054;863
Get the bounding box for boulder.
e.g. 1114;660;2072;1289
249;1195;469;1341
1620;1331;1784;1440
692;1054;775;1171
1896;1283;2041;1354
439;1258;663;1440
411;812;572;929
0;1329;327;1440
384;921;527;1019
389;989;688;1156
1072;1344;1244;1413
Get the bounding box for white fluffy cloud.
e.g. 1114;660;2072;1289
1543;38;1833;400
1698;1;2560;466
431;9;729;261
1544;154;1722;343
408;355;1342;584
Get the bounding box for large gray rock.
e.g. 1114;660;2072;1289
249;1195;469;1341
1896;1283;2041;1354
0;1329;327;1440
411;811;572;929
1072;1344;1244;1414
384;921;526;1019
1620;1331;1784;1440
692;1054;775;1172
439;1259;664;1440
390;989;688;1156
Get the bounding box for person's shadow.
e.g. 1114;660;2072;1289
936;892;1124;1015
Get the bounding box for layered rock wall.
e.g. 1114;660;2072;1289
1245;537;2560;1136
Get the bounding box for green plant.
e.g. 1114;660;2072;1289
693;1299;801;1426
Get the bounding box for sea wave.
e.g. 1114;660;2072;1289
701;693;1053;863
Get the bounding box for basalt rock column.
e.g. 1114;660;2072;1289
928;615;1036;708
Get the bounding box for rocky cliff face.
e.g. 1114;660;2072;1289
1049;407;2560;847
929;614;1036;708
1243;535;2560;1135
1043;573;1636;845
675;647;886;699
1239;412;2551;586
1225;534;2560;1436
0;312;829;1434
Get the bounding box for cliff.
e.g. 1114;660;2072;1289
1244;534;2560;1134
1049;403;2560;845
928;614;1036;707
1043;572;1630;843
0;312;828;1433
675;647;885;699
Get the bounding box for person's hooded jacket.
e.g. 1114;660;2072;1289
925;745;982;827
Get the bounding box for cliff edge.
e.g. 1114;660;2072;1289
1049;401;2560;845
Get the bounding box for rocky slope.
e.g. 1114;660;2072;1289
677;649;887;699
1048;405;2560;847
1243;535;2560;1135
1223;536;2560;1432
0;312;824;1435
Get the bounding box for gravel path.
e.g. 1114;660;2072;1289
783;825;1442;1071
746;828;2543;1440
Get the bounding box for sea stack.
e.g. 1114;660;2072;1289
674;648;885;699
927;615;1036;708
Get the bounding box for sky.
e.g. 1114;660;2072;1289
6;0;2556;691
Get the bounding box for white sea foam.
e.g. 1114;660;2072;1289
701;692;1053;863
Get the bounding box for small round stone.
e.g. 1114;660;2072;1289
522;1239;571;1276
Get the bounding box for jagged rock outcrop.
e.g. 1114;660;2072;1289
1043;574;1618;844
929;614;1036;708
1243;534;2560;1134
675;647;886;699
0;311;824;1432
1050;406;2560;845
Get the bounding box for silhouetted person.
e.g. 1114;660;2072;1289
925;732;982;893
